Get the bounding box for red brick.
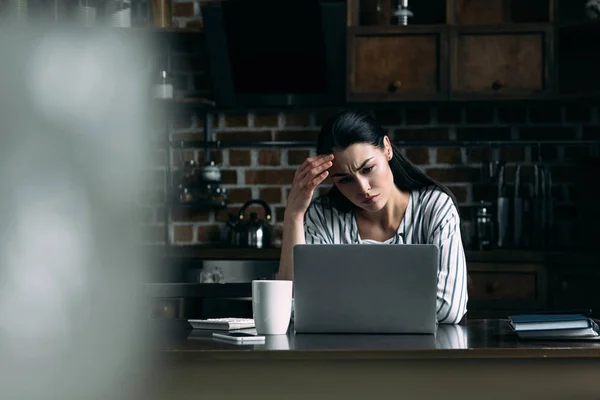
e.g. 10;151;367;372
216;130;272;142
466;148;492;163
437;148;462;164
174;225;194;242
259;188;282;204
228;150;251;166
288;150;311;165
436;105;463;124
227;188;252;204
258;150;282;166
426;167;480;183
254;112;279;127
171;207;210;222
172;2;194;17
274;130;318;142
172;132;205;143
245;169;296;185
284;112;311;127
465;107;494;124
220;170;238;184
519;127;577;141
223;113;248;127
275;206;286;223
529;105;562;123
497;106;527;123
404;148;430;165
395;128;449;141
197;225;221;243
172;150;195;168
456;128;511;141
197;150;223;165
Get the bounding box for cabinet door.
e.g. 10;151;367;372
467;263;547;315
348;28;448;101
550;268;600;317
451;27;553;98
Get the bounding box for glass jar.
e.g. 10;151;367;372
153;70;173;99
475;201;494;250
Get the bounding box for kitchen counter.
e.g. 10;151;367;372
152;318;600;361
142;318;600;400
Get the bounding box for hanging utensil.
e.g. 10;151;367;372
496;163;510;248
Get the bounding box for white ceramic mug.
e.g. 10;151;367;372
252;280;292;335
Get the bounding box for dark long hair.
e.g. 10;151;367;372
317;110;459;214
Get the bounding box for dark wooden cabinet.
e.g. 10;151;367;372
347;28;447;101
450;27;553;98
450;0;552;25
549;267;600;314
345;0;575;102
467;263;547;316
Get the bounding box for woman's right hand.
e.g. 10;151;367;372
285;154;334;221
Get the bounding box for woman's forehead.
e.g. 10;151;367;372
330;143;380;171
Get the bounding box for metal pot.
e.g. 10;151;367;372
199;161;221;183
232;199;273;248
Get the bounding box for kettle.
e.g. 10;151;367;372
233;200;273;248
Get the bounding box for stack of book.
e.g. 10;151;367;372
508;314;600;340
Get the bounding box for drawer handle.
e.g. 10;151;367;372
387;80;402;93
491;80;505;91
485;281;501;294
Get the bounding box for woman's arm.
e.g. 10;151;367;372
429;203;468;324
277;155;333;281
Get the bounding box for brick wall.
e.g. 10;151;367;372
139;6;600;248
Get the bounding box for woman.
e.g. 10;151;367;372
278;110;468;324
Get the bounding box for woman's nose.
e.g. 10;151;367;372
357;176;371;194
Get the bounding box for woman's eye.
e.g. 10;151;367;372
338;177;351;184
362;166;374;173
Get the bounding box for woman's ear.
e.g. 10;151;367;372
383;136;393;161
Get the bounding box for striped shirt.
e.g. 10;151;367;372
304;186;468;324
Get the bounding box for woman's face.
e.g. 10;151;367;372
328;137;394;212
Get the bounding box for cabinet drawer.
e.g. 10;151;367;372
451;28;552;98
469;272;537;301
348;29;447;101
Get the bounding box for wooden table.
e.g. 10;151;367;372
138;319;600;399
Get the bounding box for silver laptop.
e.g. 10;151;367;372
293;244;439;334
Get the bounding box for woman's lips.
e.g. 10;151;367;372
363;194;379;204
